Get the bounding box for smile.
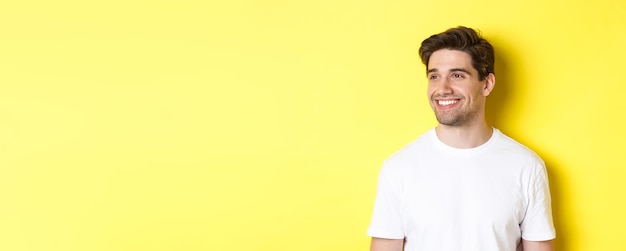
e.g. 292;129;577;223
437;100;459;106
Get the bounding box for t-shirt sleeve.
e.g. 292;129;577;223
366;160;405;239
520;162;556;241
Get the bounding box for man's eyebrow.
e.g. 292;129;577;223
450;68;472;75
427;68;473;75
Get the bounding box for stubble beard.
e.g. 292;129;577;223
433;105;478;127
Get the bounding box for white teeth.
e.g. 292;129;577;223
438;100;458;106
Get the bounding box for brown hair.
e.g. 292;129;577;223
418;26;494;80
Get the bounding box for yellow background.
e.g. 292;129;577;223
0;0;624;250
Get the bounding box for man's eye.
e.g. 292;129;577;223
429;75;438;80
452;73;464;79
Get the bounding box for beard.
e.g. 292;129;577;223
432;105;479;127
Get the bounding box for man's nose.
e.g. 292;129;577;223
435;78;453;95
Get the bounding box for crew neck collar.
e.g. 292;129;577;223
429;128;499;156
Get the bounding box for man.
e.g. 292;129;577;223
367;27;555;251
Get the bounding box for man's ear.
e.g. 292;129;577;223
482;73;495;96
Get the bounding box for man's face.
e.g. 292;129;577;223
426;49;494;127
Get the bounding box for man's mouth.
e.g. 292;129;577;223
437;99;459;106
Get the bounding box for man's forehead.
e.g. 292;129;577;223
428;49;474;72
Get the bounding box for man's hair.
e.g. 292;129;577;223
418;26;495;81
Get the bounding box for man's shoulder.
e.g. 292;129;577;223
493;129;544;164
383;129;435;166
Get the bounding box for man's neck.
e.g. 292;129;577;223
434;121;493;149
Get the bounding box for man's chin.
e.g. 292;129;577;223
435;115;463;127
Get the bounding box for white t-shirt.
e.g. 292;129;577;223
367;129;555;251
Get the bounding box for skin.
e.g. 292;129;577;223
370;238;403;251
426;49;495;148
370;49;554;251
